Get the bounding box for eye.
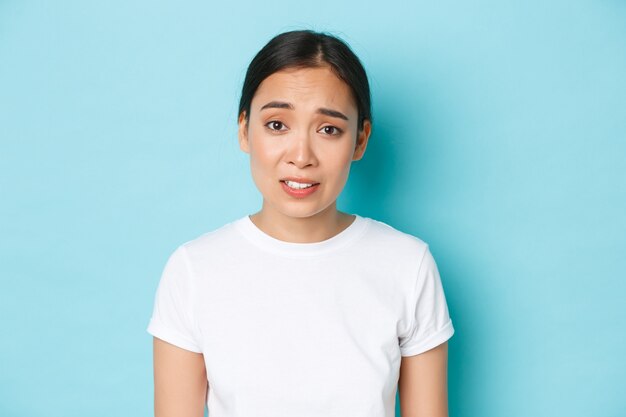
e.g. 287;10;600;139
319;125;343;136
265;120;287;132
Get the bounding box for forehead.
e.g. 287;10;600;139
251;66;357;115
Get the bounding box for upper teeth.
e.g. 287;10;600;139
285;180;314;189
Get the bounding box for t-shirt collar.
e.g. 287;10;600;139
233;214;370;257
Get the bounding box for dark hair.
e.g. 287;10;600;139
238;30;372;132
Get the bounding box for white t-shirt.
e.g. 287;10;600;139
147;214;454;417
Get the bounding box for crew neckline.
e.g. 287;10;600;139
233;214;370;257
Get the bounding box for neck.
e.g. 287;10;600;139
249;201;355;243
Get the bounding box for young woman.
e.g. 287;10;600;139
147;30;454;417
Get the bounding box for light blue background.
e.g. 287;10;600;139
1;1;624;416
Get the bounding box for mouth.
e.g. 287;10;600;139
279;178;321;198
280;179;320;190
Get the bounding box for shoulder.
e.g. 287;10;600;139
175;217;246;260
360;216;430;259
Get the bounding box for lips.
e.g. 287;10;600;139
283;180;315;189
280;177;320;190
280;177;320;198
280;177;320;186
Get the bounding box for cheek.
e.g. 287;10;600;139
324;146;355;181
248;134;282;175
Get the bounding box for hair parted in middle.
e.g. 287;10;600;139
238;30;372;132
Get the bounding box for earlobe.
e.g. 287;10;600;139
352;119;371;161
238;112;250;153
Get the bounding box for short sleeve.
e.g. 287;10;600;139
399;246;454;356
146;245;203;353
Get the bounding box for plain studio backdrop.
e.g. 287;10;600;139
1;1;624;416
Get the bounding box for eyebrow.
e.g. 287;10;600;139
259;101;349;121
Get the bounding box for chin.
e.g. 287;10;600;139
278;206;328;219
269;200;335;220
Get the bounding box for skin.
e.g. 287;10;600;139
399;342;449;417
238;65;371;242
153;65;449;417
153;338;207;417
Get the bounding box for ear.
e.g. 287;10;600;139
238;111;250;153
352;119;371;161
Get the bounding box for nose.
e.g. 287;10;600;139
285;131;318;169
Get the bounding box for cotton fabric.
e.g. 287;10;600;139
147;214;454;416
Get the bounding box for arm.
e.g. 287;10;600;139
153;336;208;417
398;341;449;417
